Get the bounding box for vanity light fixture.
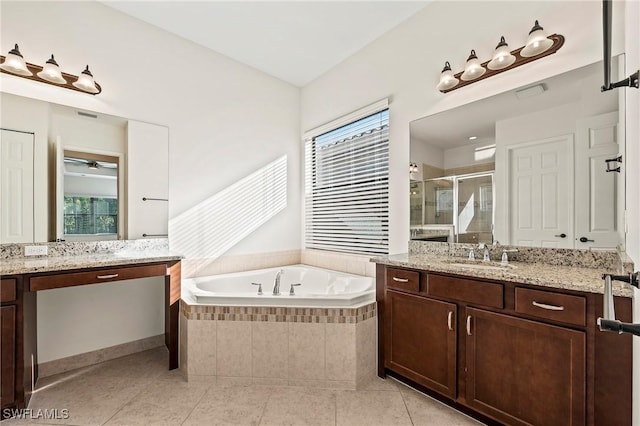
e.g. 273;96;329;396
409;162;419;174
487;37;516;70
437;21;564;93
0;44;32;76
0;43;102;95
461;50;486;81
37;55;66;84
436;61;459;91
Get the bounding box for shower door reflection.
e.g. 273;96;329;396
456;174;493;244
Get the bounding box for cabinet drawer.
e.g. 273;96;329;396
515;287;586;326
427;274;503;308
29;264;167;291
386;268;420;292
0;279;16;303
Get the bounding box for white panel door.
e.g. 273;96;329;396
508;136;573;248
575;112;620;249
0;129;34;243
126;121;169;239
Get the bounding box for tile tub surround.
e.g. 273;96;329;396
180;301;377;389
372;252;634;297
0;238;181;275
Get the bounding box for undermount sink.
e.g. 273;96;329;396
442;259;517;270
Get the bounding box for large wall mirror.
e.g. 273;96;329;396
0;92;169;244
410;57;625;250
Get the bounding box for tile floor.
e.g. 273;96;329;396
1;347;483;426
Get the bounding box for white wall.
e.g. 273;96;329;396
301;0;625;254
1;1;301;361
443;143;495;171
64;175;117;198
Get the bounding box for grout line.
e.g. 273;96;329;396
397;384;416;426
179;380;215;426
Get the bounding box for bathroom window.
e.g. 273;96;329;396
305;108;389;255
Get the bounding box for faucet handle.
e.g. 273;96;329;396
251;282;263;295
289;283;301;296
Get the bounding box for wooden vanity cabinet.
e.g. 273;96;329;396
465;307;585;426
377;264;632;426
385;290;457;398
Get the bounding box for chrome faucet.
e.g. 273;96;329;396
273;269;284;295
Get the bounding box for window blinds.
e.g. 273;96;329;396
305;109;389;255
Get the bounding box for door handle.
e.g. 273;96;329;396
466;315;472;336
447;311;454;331
579;237;595;243
554;233;567;238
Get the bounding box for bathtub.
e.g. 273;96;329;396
183;264;374;307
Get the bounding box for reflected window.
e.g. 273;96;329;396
63;152;118;237
64;196;117;234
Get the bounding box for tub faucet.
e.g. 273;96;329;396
273;269;284;296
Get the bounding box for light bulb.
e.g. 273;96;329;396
461;50;486;81
487;37;516;70
0;44;32;76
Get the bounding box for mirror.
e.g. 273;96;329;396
62;152;119;240
410;58;624;250
0;92;169;243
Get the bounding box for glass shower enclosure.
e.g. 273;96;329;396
413;172;494;244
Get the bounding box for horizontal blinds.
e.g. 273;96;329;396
305;109;389;255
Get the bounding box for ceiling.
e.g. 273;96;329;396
102;1;429;87
410;60;616;149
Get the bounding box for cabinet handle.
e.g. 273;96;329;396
532;301;565;311
447;311;454;331
466;315;472;336
392;277;409;283
97;274;119;279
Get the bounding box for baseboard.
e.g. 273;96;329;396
37;334;165;378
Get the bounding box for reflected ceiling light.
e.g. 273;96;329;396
487;37;516;70
37;55;66;84
72;65;99;94
409;162;419;174
461;50;486;81
520;20;554;58
436;61;459;91
468;136;478;140
87;161;100;170
0;44;32;76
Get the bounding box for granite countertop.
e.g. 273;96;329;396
0;250;182;275
372;253;635;298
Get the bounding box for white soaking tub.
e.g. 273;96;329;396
183;264;374;307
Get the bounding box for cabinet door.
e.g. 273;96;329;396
386;290;457;398
465;307;585;426
0;305;16;407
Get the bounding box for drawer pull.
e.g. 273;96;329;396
97;274;119;279
447;311;454;331
466;315;472;336
532;301;565;311
392;277;409;283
